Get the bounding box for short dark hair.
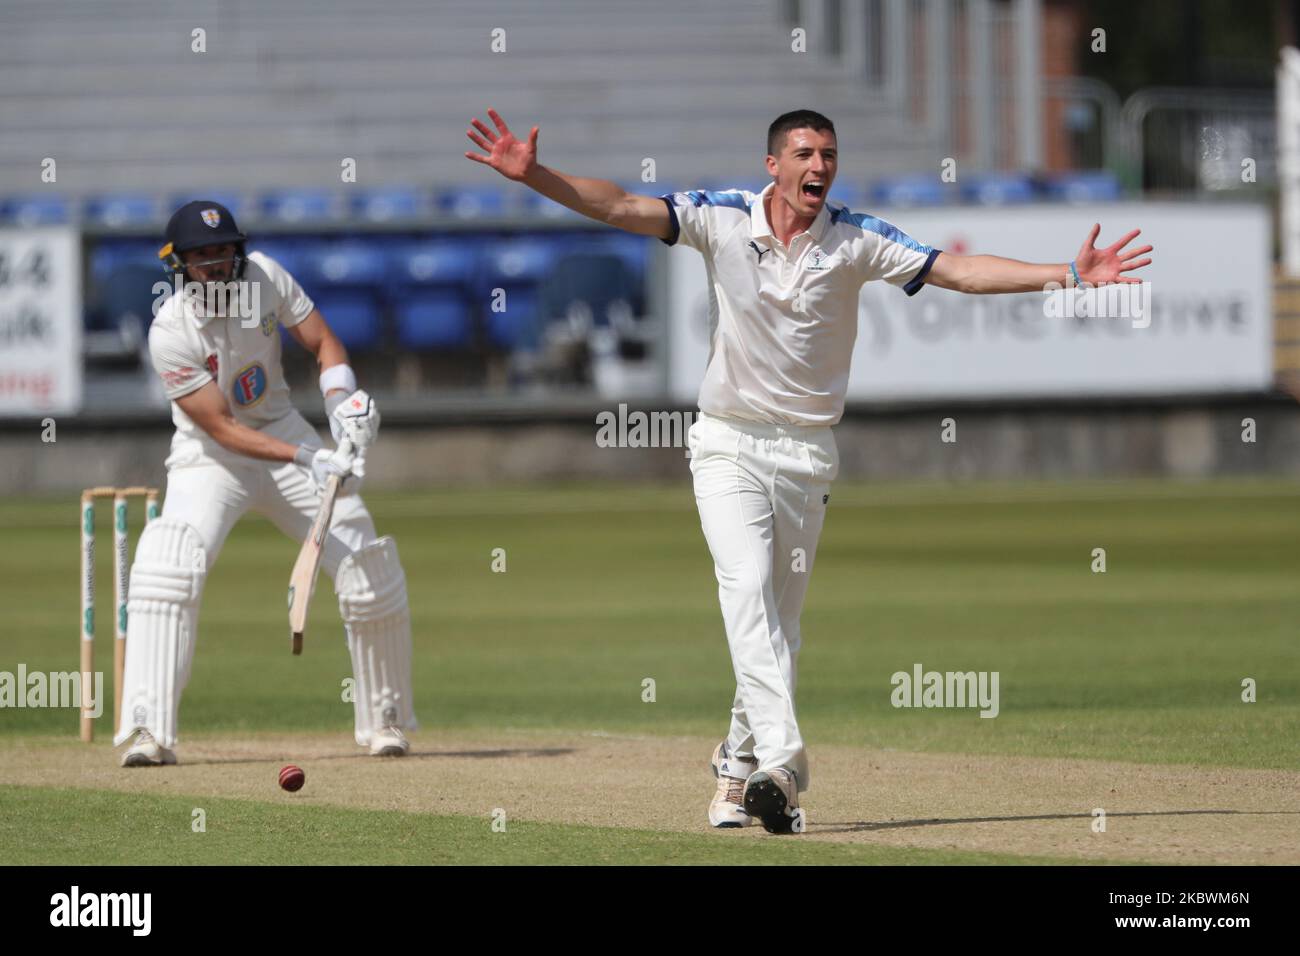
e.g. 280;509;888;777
767;110;836;156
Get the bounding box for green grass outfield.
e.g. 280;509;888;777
0;785;1078;866
1;478;1297;863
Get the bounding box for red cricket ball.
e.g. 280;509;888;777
278;764;306;792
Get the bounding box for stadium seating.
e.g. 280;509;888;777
869;174;952;207
289;241;389;351
307;290;384;352
395;295;475;350
387;239;479;350
0;2;937;199
83;194;162;228
259;190;340;224
479;237;558;350
90;264;162;333
250;239;309;277
350;187;427;223
959;173;1038;205
90;240;165;282
0;195;71;226
541;252;641;327
1043;171;1122;203
435;186;511;220
296;240;387;289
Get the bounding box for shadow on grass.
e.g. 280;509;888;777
178;747;576;766
811;809;1300;834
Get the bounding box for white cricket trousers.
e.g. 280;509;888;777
688;412;839;792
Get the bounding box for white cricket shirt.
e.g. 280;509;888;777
662;182;939;426
147;250;315;448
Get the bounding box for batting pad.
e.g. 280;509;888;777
114;520;206;748
335;536;417;745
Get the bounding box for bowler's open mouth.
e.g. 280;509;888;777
802;181;825;200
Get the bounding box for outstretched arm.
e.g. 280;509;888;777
926;224;1153;294
465;108;672;240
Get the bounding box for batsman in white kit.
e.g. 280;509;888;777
467;108;1151;832
116;200;417;766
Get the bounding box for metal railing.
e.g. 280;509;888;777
1121;87;1277;195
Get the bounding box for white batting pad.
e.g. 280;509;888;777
335;536;417;745
114;520;206;748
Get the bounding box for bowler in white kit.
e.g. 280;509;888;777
115;200;417;766
466;108;1152;832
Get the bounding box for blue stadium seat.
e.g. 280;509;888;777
83;194;162;227
395;293;474;349
90;264;164;332
0;195;72;225
250;239;308;277
386;240;480;351
562;232;649;279
259;190;338;223
540;253;639;327
90;240;165;282
1043;171;1122;203
959;173;1037;205
296;240;387;289
388;240;478;287
309;290;383;351
435;185;508;219
350;187;425;222
484;288;541;350
869;175;951;207
481;236;557;287
477;237;557;350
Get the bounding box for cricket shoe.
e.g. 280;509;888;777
369;726;410;757
708;741;757;828
743;768;806;834
120;730;177;768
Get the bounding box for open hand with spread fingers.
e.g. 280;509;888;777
464;107;538;182
1074;224;1154;286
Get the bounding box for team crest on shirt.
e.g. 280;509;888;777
807;248;835;272
231;362;268;407
201;208;221;228
259;312;277;336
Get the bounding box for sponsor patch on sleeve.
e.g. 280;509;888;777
161;367;200;390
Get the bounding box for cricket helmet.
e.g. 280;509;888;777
159;200;248;279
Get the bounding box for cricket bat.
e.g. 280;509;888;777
287;438;353;655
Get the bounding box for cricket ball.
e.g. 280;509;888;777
278;764;306;792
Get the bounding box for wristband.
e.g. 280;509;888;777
319;364;357;397
1069;260;1084;288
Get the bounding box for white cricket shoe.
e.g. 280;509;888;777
708;741;757;829
120;730;177;768
743;768;806;834
369;727;410;757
